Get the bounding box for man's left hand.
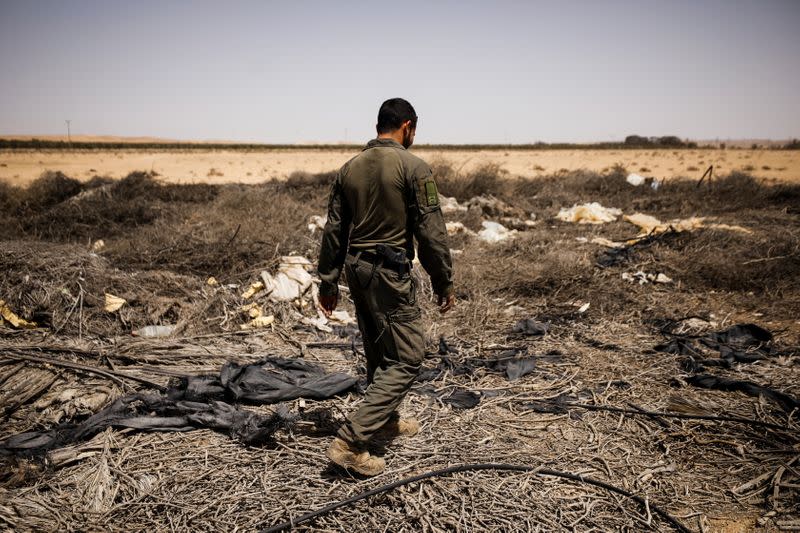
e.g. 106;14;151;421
438;293;456;314
319;293;338;317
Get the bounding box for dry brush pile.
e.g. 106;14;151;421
1;164;799;531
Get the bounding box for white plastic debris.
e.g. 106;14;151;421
440;196;468;214
91;239;106;252
260;256;314;302
329;310;356;325
556;203;622;224
626;173;646;186
622;271;673;285
446;221;476;236
302;315;333;333
477;221;517;243
132;325;177;338
308;215;327;234
577;303;590;314
103;293;126;313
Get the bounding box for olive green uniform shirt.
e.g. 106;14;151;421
318;138;453;298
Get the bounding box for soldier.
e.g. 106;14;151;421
317;97;455;476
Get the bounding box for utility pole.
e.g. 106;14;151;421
65;119;72;147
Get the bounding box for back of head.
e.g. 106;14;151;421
377;98;417;134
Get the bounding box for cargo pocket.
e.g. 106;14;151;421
382;305;424;366
346;260;377;290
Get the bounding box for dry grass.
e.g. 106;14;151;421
1;165;799;531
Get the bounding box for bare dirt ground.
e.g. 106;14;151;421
1;162;798;531
1;147;798;186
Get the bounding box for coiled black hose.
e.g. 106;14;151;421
261;463;693;532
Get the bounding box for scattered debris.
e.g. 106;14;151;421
90;239;105;252
241;281;265;299
259;256;314;302
307;215;327;234
132;325;177;338
556;203;622;224
440;196;468;215
626;173;661;190
103;293;126;313
240;315;275;330
415;385;482;409
1;358;357;453
0;300;37;329
206;276;218;286
445;221;475;237
626;173;647;186
622;271;673;285
477;221;517;243
512;318;549;336
466;195;529;220
686;374;800;413
624;212;751;236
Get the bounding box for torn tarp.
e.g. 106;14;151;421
655;323;775;367
417;351;539;384
1;357;356;454
686;374;800;413
0;394;292;453
512;318;550;336
415;385;482;409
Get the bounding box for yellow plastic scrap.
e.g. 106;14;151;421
708;223;752;234
207;277;219;286
556;203;622;224
240;314;275;330
104;293;127;313
0;299;37;329
241;281;265;299
624;212;750;236
624;213;704;235
240;302;263;318
590;237;625;248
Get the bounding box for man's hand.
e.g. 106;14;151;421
319;293;338;317
438;292;456;314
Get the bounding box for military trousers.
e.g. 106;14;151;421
336;253;425;447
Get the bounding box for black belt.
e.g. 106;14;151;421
349;250;411;275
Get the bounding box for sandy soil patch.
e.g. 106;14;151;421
0;148;797;186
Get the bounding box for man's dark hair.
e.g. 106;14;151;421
376;98;417;134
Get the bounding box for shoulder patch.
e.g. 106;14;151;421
424;180;439;206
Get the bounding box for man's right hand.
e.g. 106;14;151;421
319;293;338;317
438;292;456;314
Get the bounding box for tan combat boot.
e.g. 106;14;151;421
393;417;420;437
326;438;385;476
375;416;420;439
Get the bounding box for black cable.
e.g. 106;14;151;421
260;463;693;533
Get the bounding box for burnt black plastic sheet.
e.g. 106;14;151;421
1;357;356;454
415;385;482;409
687;374;800;413
655;323;775;365
417;352;538;383
512;319;550;336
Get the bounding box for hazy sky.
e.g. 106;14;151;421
1;0;798;143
